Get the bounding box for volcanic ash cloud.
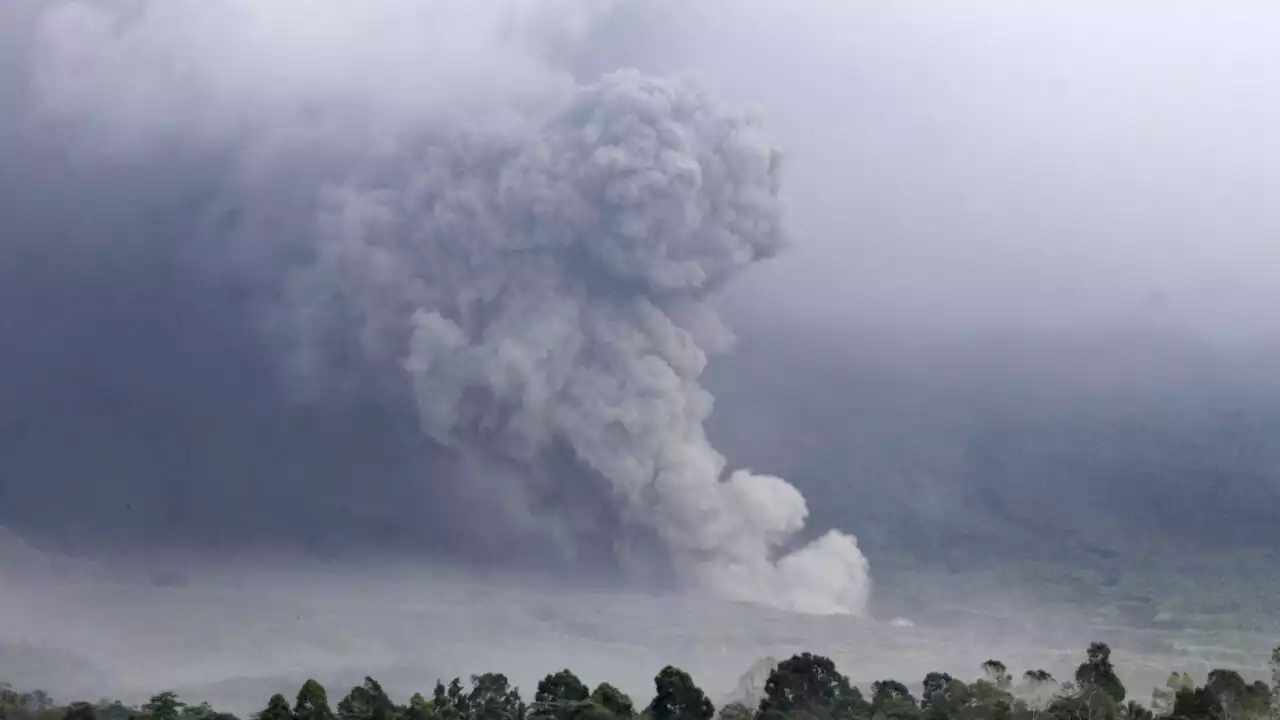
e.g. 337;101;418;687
20;0;870;615
282;69;870;615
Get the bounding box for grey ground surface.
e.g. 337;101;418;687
2;549;1275;716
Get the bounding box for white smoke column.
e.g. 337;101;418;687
287;70;870;615
23;0;871;615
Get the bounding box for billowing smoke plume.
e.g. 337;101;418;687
281;71;870;614
9;0;870;615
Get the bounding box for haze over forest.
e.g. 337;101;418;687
2;0;1279;713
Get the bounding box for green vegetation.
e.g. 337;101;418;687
4;643;1278;720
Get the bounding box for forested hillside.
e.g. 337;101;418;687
705;323;1280;629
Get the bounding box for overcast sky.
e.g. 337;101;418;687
571;1;1280;340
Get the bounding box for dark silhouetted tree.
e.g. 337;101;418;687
921;672;967;720
648;667;714;720
295;681;335;720
590;685;633;719
1075;643;1125;704
337;678;395;720
871;680;918;720
257;695;294;720
65;705;97;720
536;673;588;705
466;673;522;720
981;661;1012;691
530;672;593;720
143;693;186;720
760;653;868;720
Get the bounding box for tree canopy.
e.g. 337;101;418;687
1;642;1278;720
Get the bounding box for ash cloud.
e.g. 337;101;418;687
0;1;868;615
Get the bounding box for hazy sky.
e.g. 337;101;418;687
575;1;1280;338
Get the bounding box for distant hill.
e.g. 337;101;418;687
704;321;1280;579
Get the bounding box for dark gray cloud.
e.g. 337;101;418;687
0;0;868;615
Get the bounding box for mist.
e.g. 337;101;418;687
4;0;1280;713
571;1;1280;341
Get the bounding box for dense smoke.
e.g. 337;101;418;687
3;0;868;615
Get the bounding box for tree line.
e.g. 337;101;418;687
4;643;1279;720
